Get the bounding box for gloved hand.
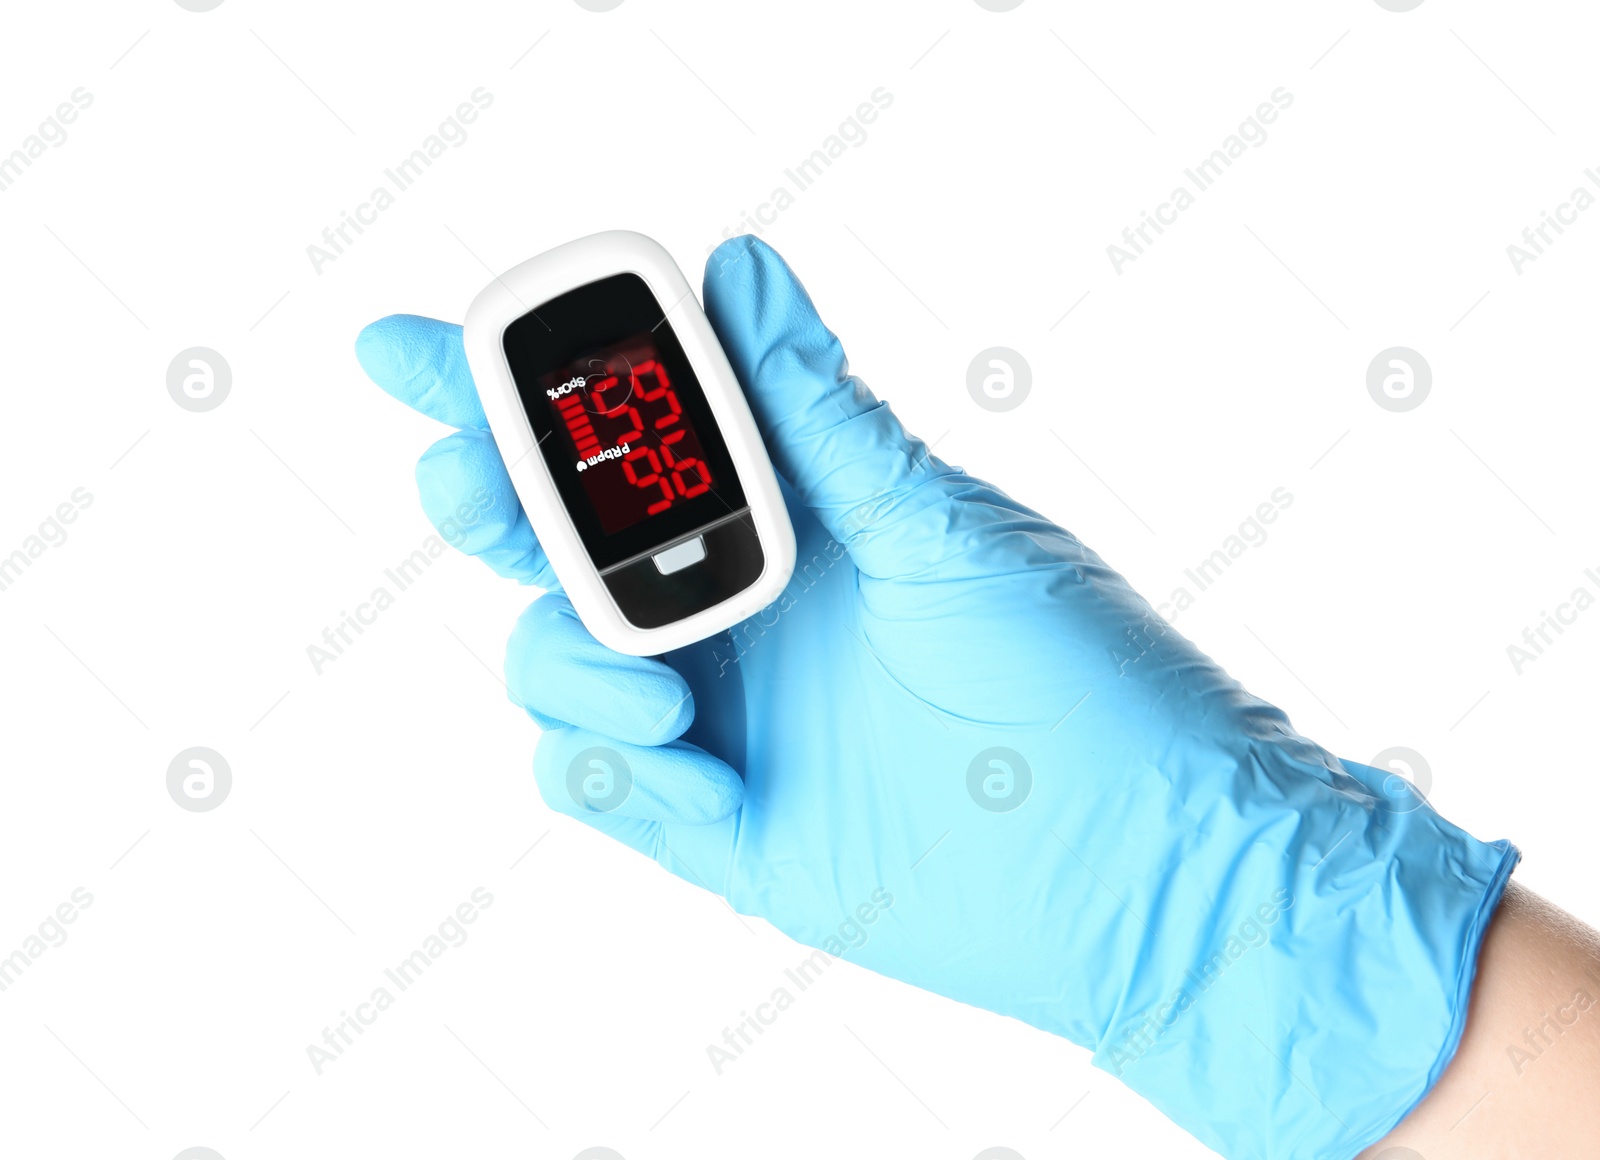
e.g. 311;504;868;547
357;235;1517;1160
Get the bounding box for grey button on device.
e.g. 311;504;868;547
652;535;706;575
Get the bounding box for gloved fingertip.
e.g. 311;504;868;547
414;429;498;494
704;234;770;289
534;731;743;826
702;235;795;333
507;598;694;744
355;314;487;429
653;745;746;824
613;746;743;825
354;313;422;388
614;670;693;745
649;684;695;745
665;760;743;824
415;431;549;583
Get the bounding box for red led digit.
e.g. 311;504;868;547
623;446;675;515
632;360;669;396
545;340;716;534
661;445;712;500
654;385;682;432
612;403;644;444
634;363;685;431
590;376;645;443
622;446;660;488
680;461;711;498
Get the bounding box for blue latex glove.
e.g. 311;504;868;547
358;236;1517;1160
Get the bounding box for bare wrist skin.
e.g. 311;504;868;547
1361;880;1600;1158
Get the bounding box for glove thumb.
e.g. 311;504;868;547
702;235;962;580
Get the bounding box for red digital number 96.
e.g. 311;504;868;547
603;360;711;516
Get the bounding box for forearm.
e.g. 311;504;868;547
1363;880;1600;1157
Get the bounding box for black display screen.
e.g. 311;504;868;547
502;274;747;571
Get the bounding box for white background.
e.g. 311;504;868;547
2;1;1597;1158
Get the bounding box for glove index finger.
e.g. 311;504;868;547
418;429;554;586
356;314;488;429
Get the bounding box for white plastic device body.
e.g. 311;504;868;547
464;231;795;656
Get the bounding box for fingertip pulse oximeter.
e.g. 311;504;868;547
464;231;795;656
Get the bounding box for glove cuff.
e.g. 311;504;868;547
1091;746;1519;1160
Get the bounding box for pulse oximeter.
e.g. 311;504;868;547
464;231;795;656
